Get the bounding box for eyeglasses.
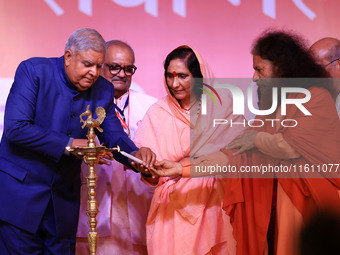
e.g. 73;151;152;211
106;64;137;76
325;58;340;67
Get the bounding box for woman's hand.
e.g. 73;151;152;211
151;160;183;177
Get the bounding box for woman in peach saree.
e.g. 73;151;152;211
133;46;244;255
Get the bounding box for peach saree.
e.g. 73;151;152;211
134;46;244;255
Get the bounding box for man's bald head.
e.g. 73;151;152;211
101;40;136;98
309;37;340;78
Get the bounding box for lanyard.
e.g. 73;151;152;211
114;95;129;121
114;95;130;136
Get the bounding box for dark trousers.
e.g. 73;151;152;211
0;199;75;255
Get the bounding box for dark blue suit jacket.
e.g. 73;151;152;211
0;56;138;237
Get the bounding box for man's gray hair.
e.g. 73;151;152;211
105;40;135;63
65;28;106;55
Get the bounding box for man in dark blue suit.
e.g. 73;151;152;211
0;28;156;255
